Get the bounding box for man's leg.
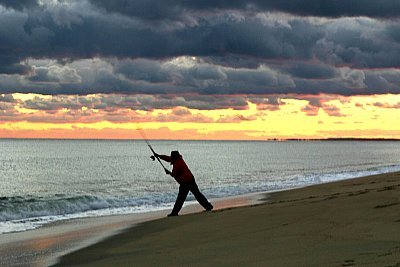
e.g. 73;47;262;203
170;184;189;216
188;180;213;211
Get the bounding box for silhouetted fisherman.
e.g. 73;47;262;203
152;150;213;216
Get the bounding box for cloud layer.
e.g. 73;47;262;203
1;0;400;97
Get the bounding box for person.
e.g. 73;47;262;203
152;150;213;216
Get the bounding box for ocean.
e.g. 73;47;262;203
1;139;400;234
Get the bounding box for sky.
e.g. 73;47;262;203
1;0;400;140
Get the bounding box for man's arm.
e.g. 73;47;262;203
157;154;172;162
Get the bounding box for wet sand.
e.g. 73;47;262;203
55;172;400;266
0;194;261;266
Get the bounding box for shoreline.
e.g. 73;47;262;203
0;192;264;267
55;171;400;266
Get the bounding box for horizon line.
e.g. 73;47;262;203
1;137;400;142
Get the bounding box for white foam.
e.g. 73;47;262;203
2;164;400;234
0;204;172;234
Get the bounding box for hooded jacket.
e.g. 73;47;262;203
159;155;194;184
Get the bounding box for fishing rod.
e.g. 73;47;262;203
137;128;168;172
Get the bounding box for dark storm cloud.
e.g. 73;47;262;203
111;58;295;95
91;0;400;20
114;59;172;83
23;95;83;111
89;0;187;23
0;58;31;75
3;56;400;96
22;8;320;60
255;0;400;18
282;62;336;79
0;1;324;74
19;94;251;112
1;0;400;97
0;0;38;10
29;67;59;82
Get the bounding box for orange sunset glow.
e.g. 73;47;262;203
1;93;399;140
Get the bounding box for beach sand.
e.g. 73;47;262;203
54;172;400;267
0;193;261;266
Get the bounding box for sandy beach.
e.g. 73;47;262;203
53;171;400;266
0;193;261;266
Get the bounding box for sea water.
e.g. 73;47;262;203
1;139;400;234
